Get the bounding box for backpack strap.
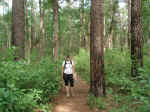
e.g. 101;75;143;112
64;60;72;70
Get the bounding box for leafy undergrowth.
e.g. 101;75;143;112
0;51;62;112
75;48;150;112
74;49;90;84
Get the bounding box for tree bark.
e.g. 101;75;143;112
31;0;35;50
87;21;90;49
25;1;31;64
90;0;105;97
12;0;25;60
131;0;143;77
67;0;73;55
69;31;73;54
106;0;119;49
39;0;45;58
80;0;86;48
52;0;59;61
6;3;11;48
127;0;131;49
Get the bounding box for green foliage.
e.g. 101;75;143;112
105;49;150;111
87;93;96;109
74;49;90;83
87;93;106;110
109;105;129;112
96;98;107;110
105;49;132;92
38;103;53;112
0;56;61;112
142;0;150;39
0;88;37;112
76;48;150;111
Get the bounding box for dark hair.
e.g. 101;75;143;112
66;55;70;58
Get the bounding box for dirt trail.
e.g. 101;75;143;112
52;76;99;112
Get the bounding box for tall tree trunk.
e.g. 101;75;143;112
120;36;125;52
87;21;90;49
67;0;73;55
39;0;45;58
131;0;143;77
69;31;73;54
127;0;131;49
6;3;11;48
112;33;117;48
60;36;64;57
5;23;10;48
52;0;59;61
80;0;86;48
90;0;105;97
106;0;118;49
31;0;35;50
25;1;31;64
12;0;25;60
119;11;125;51
26;32;31;64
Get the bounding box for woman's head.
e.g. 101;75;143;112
66;55;70;61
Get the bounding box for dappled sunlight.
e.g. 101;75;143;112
55;105;73;112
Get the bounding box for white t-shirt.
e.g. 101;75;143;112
62;60;74;74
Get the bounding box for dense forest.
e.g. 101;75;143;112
0;0;150;112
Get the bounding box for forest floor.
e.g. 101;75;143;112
52;76;99;112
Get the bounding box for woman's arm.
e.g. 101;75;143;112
62;61;65;79
72;65;75;74
72;60;75;74
62;66;64;79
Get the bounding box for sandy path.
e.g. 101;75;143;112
52;76;99;112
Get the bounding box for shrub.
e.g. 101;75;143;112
0;88;37;112
0;57;61;112
87;93;96;109
74;49;90;83
75;48;150;111
87;93;106;110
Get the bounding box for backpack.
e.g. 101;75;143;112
64;60;72;70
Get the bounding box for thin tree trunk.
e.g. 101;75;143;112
106;0;119;49
131;0;143;77
52;0;59;61
67;0;73;54
80;0;86;48
25;1;31;64
87;21;90;49
112;34;117;48
90;0;105;97
6;3;11;48
69;31;73;54
127;0;131;49
31;0;35;51
5;23;10;48
39;0;45;58
119;11;125;51
12;0;25;60
120;36;124;52
27;34;31;64
60;37;64;57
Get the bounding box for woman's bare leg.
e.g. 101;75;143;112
65;86;70;97
70;87;74;96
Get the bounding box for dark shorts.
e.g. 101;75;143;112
63;73;74;87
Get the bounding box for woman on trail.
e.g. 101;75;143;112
62;55;75;97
